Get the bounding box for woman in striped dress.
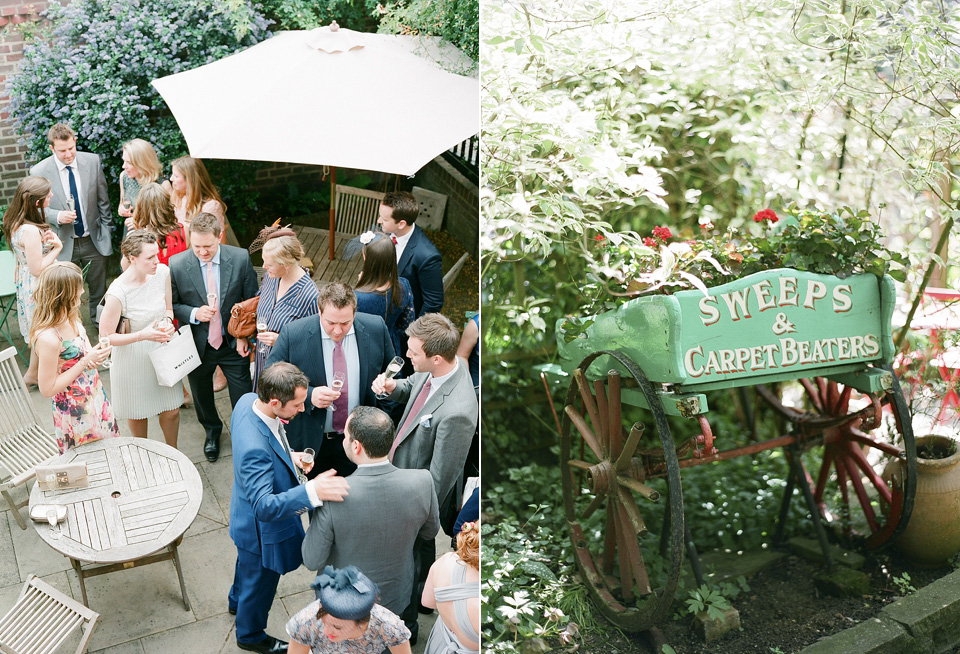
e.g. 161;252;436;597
252;230;320;391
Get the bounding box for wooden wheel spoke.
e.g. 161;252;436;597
813;447;835;503
608;371;623;460
839;453;878;531
616;486;649;536
832;384;852;416
568;459;592;472
848;427;902;458
580;492;606;522
575;369;605;457
800;378;824;413
615;423;645;472
843;440;892;506
564;406;605;461
616;496;652;596
602;502;616;576
612;502;635;601
593;378;610;453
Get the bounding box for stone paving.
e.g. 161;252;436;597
0;367;441;653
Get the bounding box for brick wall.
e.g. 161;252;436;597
0;2;48;201
414;155;479;254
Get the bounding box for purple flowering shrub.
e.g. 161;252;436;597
8;0;270;215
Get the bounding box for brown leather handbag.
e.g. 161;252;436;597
228;296;259;339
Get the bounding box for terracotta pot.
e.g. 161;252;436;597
896;435;960;567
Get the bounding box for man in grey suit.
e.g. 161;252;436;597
170;213;258;462
266;281;395;477
372;313;478;618
301;405;439;641
30;123;113;324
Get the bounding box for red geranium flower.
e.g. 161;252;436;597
753;209;778;223
642;237;657;247
594;233;605;242
652;226;673;241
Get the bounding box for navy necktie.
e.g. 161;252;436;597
66;165;84;238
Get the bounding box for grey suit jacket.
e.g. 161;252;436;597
301;463;439;615
389;361;478;510
30;151;113;259
169;245;258;359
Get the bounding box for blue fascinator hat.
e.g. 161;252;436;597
311;565;378;620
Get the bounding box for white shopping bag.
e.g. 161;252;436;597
148;325;201;387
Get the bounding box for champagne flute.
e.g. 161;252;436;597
46;508;60;540
207;292;218;312
122;199;133;216
98;336;112;369
256;322;269;349
66;195;75;212
329;372;345;411
376;356;406;399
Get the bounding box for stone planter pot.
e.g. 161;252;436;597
895;435;960;567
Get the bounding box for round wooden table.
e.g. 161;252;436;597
29;437;203;609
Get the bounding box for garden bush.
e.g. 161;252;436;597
7;0;270;228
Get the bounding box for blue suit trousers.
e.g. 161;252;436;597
229;547;281;644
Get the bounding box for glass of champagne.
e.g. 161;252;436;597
207;292;218;311
329;371;345;411
256;322;269;348
122;200;133;216
301;448;315;466
46;508;60;540
376;356;405;399
66;195;75;212
98;336;112;369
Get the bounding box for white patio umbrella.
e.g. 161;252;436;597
151;24;479;256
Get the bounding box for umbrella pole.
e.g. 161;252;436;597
329;166;337;261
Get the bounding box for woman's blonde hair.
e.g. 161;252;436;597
262;232;304;269
456;522;479;569
30;262;83;346
133;182;178;238
2;176;52;244
171;156;226;219
122;139;162;185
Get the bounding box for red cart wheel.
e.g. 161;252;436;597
763;370;916;549
560;351;684;632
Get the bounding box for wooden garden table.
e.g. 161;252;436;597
29;437;202;609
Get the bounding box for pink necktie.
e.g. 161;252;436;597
206;262;223;349
391;235;398;245
332;341;348;432
390;379;431;461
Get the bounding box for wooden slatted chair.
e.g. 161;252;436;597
0;251;25;365
0;346;60;530
0;574;99;654
333;185;385;237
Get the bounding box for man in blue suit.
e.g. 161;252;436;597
266;281;395;478
377;191;444;317
229;362;350;654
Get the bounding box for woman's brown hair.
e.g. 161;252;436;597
133;182;179;238
170;156;227;220
355;235;403;310
2;176;52;245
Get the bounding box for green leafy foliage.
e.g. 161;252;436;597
255;0;379;32
684;585;731;621
379;0;479;62
892;572;916;596
8;0;270;230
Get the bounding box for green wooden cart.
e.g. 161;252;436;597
542;268;916;631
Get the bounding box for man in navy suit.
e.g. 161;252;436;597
229;362;349;654
170;212;258;462
266;281;395;477
31;123;113;325
377;191;443;317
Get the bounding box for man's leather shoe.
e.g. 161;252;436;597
228;605;236;615
236;635;287;653
204;435;220;462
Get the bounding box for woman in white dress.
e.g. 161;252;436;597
99;230;182;447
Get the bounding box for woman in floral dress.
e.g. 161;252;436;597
31;262;117;453
287;566;411;654
2;176;63;386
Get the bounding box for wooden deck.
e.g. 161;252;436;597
295;225;365;286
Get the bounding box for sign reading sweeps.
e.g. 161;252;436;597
556;269;895;390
